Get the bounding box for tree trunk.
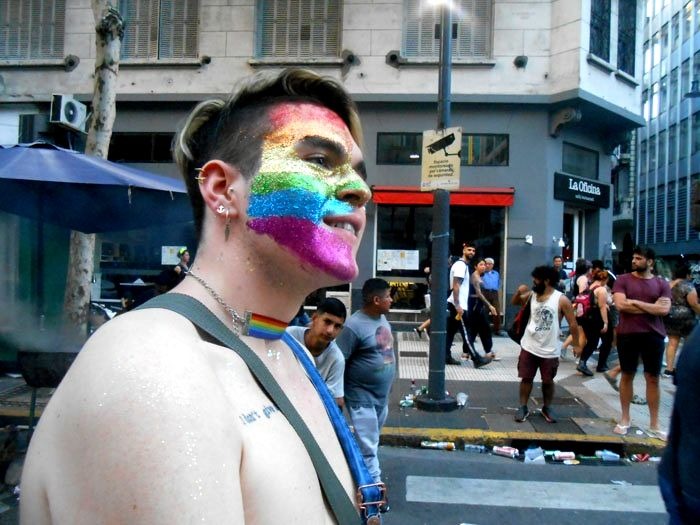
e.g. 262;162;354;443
62;2;123;338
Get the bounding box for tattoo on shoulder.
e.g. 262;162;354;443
238;404;278;425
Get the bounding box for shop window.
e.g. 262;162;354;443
119;0;199;60
0;0;65;60
108;132;175;163
618;0;636;75
403;0;492;60
376;132;508;166
376;204;504;308
257;0;341;59
562;142;599;180
590;0;611;61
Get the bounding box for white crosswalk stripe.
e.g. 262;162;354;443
406;476;666;513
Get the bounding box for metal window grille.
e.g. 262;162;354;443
0;0;65;60
617;0;636;74
667;181;676;241
403;0;492;59
120;0;199;59
590;0;610;61
258;0;341;59
678;177;688;239
690;173;700;239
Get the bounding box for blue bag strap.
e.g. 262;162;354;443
283;332;385;523
137;293;377;524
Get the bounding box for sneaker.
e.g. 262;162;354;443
414;327;424;338
541;405;557;423
576;362;594;376
514;405;530;422
473;354;493;369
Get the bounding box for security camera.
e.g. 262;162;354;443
426;133;456;155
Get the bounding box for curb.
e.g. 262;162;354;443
380;426;667;456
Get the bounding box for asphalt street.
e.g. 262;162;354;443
379;445;666;525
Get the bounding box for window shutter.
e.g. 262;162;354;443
120;0;158;59
259;0;340;59
158;0;199;59
0;0;64;60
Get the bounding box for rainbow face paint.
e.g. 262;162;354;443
247;102;370;281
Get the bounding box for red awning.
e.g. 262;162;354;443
371;186;515;206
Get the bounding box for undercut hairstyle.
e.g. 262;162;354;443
531;265;560;287
174;68;363;237
633;245;656;261
362;278;391;305
316;297;347;320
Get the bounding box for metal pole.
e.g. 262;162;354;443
416;3;457;412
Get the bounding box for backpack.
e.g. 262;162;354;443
573;286;598;319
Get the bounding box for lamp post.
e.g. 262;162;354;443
415;1;458;412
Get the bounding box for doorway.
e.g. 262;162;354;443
562;208;585;263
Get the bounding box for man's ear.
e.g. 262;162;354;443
199;159;244;219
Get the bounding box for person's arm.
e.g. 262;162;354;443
630;296;672;316
472;273;496;315
511;284;530;306
452;276;464;315
687;287;700;315
613;291;646;314
560;295;583;352
595;286;609;333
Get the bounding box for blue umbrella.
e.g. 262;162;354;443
0;142;192;232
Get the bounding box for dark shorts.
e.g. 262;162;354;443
517;349;559;382
617;332;665;376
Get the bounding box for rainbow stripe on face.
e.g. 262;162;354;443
243;311;288;339
246;103;368;282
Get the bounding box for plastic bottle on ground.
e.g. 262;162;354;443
595;449;620;461
464;444;488;453
421;440;455;451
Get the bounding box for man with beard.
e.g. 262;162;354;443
612;246;671;439
21;69;379;524
511;265;581;423
286;297;347;409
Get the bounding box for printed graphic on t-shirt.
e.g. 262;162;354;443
375;326;395;364
533;305;556;333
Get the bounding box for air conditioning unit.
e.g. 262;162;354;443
50;94;87;133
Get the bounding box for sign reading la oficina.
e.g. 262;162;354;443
554;172;610;208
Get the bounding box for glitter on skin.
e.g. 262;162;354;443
246;102;370;281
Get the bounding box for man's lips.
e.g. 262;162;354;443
323;212;363;237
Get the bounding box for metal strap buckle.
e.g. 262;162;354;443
357;481;386;519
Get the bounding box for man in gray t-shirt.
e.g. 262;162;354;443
336;279;395;487
285;298;347;408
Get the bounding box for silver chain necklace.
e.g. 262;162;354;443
186;269;282;359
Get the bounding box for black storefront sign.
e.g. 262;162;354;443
553;172;610;209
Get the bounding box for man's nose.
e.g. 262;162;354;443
336;180;370;208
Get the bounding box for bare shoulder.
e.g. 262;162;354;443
21;308;245;524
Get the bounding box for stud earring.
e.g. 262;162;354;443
217;205;226;214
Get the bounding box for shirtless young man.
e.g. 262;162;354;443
21;69;372;524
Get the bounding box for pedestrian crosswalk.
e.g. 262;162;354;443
406;476;665;513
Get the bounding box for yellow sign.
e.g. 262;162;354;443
420;127;461;191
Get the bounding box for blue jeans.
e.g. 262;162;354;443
659;472;700;524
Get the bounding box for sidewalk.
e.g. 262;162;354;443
381;331;674;454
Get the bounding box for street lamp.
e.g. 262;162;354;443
415;0;458;412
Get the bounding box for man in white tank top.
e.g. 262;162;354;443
510;265;581;423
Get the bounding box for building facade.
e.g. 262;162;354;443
0;0;643;325
636;0;700;275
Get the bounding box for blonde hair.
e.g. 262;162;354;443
173;69;363;237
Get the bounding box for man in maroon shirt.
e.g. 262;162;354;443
612;246;671;440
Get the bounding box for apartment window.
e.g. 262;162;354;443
403;0;493;60
684;1;692;41
119;0;199;60
0;0;65;60
660;76;668;114
667;181;676;240
681;118;689;159
460;134;508;166
669;124;677;160
643;41;651;75
682;59;690;96
670;67;679;108
590;0;611;61
659;130;667;166
562;142;598;180
647;187;656;240
651;82;659;119
108;132;175;163
638;189;647;243
656;184;665;240
651;31;660;67
618;0;637;75
376;133;422;165
643;89;650;119
649;137;657;170
257;0;340;59
672;13;680;49
678;177;688;238
693;112;700;155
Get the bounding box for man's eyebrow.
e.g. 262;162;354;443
300;135;345;160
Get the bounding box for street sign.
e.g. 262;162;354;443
420;127;461;191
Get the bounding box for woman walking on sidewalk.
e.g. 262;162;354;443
576;269;610;376
662;263;700;377
469;258;500;360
